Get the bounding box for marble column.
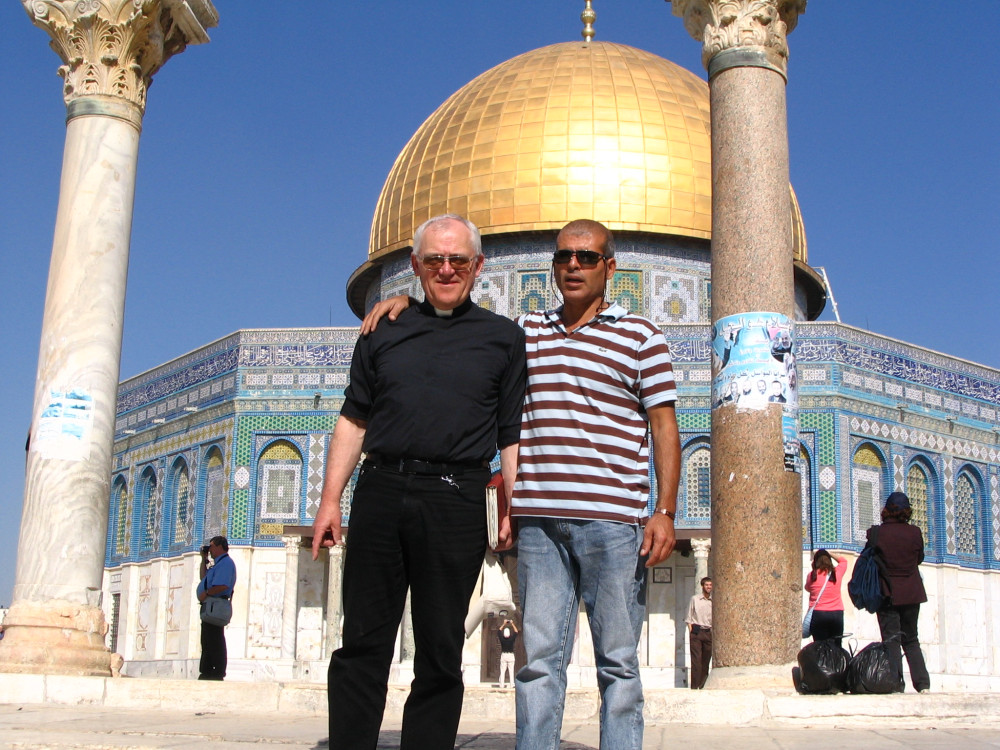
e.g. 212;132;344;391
691;538;712;585
0;0;217;677
281;537;300;661
325;544;345;655
670;0;805;687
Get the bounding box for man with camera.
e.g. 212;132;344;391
197;536;236;680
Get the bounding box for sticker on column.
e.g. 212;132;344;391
710;313;799;470
32;387;95;461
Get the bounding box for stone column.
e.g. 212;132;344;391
325;545;345;655
281;537;300;661
0;0;217;677
670;0;805;687
691;537;712;585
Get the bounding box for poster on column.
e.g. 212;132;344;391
710;312;799;472
32;387;95;461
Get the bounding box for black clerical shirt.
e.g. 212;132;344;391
341;299;526;463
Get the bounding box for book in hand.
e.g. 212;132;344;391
486;471;508;550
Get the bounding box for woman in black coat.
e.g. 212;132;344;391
867;491;930;692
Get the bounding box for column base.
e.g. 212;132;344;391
703;662;796;690
0;600;113;677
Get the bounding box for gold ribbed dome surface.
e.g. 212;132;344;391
369;41;807;262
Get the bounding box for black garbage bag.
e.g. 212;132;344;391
847;640;904;694
796;639;851;694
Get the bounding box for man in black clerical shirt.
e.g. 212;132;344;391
312;214;526;750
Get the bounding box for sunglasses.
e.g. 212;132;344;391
552;249;607;268
418;254;475;270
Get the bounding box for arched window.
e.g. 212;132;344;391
258;440;303;520
138;466;159;552
906;462;932;552
685;446;711;520
112;476;130;557
954;471;979;556
852;444;884;539
202;446;227;538
169;457;193;547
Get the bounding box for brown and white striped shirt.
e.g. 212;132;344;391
511;304;677;524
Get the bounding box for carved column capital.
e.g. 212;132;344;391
691;537;712;558
22;0;218;125
670;0;805;79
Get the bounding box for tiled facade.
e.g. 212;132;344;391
104;234;1000;687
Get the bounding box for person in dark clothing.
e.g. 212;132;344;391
866;491;930;693
312;214;527;750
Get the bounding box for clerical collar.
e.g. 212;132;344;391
418;298;473;318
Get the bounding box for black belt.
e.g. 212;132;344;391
365;453;489;476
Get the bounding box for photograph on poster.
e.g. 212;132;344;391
711;312;799;469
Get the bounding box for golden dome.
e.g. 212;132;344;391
368;41;807;263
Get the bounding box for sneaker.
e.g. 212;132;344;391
918;688;929;693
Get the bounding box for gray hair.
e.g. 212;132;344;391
412;214;482;258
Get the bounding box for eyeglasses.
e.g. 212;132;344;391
418;254;475;270
552;249;607;268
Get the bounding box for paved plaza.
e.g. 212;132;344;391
3;702;1000;750
1;675;999;749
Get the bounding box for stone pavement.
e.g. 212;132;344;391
2;675;1000;749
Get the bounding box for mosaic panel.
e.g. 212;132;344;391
473;270;511;317
820;490;838;541
608;270;643;314
893;453;905;491
907;463;932;551
203;447;228;540
306;434;327;518
992;471;1000;561
684;447;711;520
944;458;955;554
650;271;705;324
517;270;554;315
676;411;709;431
800;445;812;544
955;472;979;556
799;411;835;464
232;489;250;539
852;444;884;540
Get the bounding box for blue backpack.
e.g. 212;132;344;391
848;527;888;613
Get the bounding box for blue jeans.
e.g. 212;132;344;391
515;518;647;750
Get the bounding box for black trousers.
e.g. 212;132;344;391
327;465;488;750
689;627;712;689
199;620;227;680
809;609;844;649
877;603;930;691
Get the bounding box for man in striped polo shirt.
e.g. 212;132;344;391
360;219;681;749
513;220;680;750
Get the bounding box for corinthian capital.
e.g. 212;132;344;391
670;0;806;78
23;0;218;120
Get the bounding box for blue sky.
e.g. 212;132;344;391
1;2;998;607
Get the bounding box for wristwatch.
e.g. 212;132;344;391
653;508;676;520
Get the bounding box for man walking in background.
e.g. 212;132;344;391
686;576;713;689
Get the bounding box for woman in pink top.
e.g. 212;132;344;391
804;549;847;647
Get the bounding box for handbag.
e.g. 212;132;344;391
802;573;830;638
201;596;233;627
